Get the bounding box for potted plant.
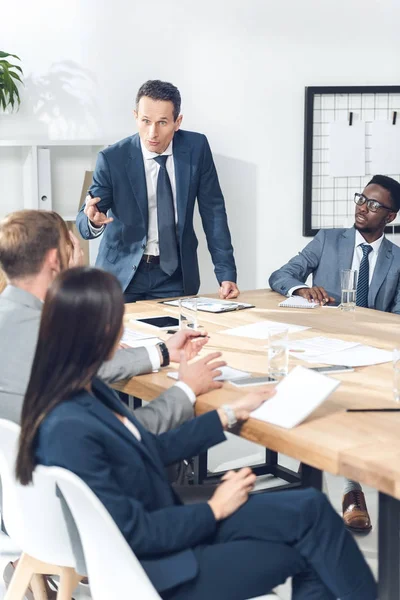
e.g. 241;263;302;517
0;51;23;111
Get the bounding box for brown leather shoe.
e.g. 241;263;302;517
342;490;372;533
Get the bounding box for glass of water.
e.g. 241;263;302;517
393;349;400;403
178;298;198;330
268;328;289;379
340;269;357;311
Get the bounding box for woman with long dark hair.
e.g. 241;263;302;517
16;267;376;600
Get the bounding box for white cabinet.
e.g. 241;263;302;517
0;140;111;264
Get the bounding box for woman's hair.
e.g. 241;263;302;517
16;267;124;485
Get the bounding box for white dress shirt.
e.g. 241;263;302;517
288;230;385;296
87;139;177;257
351;230;384;284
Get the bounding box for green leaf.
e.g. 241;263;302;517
0;51;21;60
9;71;23;83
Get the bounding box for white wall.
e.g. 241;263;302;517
1;0;400;292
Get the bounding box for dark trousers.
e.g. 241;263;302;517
162;488;376;600
124;262;185;303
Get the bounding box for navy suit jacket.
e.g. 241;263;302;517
76;130;237;294
35;378;226;592
269;228;400;313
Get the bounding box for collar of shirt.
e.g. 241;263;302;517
354;229;384;255
140;139;173;161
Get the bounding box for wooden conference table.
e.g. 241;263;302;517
114;290;400;600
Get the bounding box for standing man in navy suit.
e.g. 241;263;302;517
76;80;239;302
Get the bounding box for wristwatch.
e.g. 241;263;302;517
157;342;170;368
221;404;238;429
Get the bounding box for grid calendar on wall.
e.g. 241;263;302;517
303;85;400;236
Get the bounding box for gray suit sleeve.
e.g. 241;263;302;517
391;274;400;315
133;386;195;434
97;347;152;383
269;230;326;295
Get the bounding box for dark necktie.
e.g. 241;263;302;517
153;155;178;275
356;244;373;308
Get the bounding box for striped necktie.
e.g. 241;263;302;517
356;244;373;308
154;155;179;276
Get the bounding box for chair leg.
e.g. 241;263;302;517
56;568;81;600
4;553;34;600
31;574;50;600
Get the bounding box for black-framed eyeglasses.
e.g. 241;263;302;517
354;193;393;213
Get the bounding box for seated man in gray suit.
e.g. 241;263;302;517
0;210;223;428
269;174;400;533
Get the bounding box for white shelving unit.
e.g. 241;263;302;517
0;140;112;264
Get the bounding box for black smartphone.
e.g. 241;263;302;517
322;300;341;308
230;376;277;387
309;366;354;374
136;316;180;329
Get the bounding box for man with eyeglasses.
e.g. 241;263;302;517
269;174;400;533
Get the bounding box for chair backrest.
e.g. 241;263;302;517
45;466;160;600
0;419;76;568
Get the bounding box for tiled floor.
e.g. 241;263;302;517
0;455;378;599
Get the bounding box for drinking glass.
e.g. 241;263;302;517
178;298;198;330
393;349;400;403
268;328;289;378
340;269;357;311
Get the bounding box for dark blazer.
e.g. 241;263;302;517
76;130;237;294
269;227;400;313
35;378;226;592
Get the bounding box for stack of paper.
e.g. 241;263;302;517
167;366;250;382
223;321;309;339
162;297;254;313
121;328;161;348
287;337;392;367
250;365;340;428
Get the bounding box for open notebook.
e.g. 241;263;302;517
250;366;340;428
279;297;319;309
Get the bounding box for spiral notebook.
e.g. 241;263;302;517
279;297;319;309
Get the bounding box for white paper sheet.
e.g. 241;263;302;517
121;328;161;348
329;120;366;177
370;120;400;174
167;365;250;382
303;345;392;367
250;366;340;429
223;321;309;339
162;297;254;313
287;337;359;360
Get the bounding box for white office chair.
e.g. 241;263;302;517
48;466;279;600
0;419;83;600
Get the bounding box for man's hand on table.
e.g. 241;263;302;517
219;281;240;299
165;330;209;363
178;352;226;395
293;286;335;305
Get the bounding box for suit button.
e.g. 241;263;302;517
133;265;137;271
141;244;145;249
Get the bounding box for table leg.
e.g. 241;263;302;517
299;463;323;490
378;492;400;600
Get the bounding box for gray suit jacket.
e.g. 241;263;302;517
0;285;194;431
269;228;400;314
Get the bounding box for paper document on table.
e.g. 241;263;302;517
167;365;250;382
288;337;359;360
121;328;161;348
279;297;319;309
161;297;254;313
223;321;309;339
251;366;340;429
304;345;392;367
